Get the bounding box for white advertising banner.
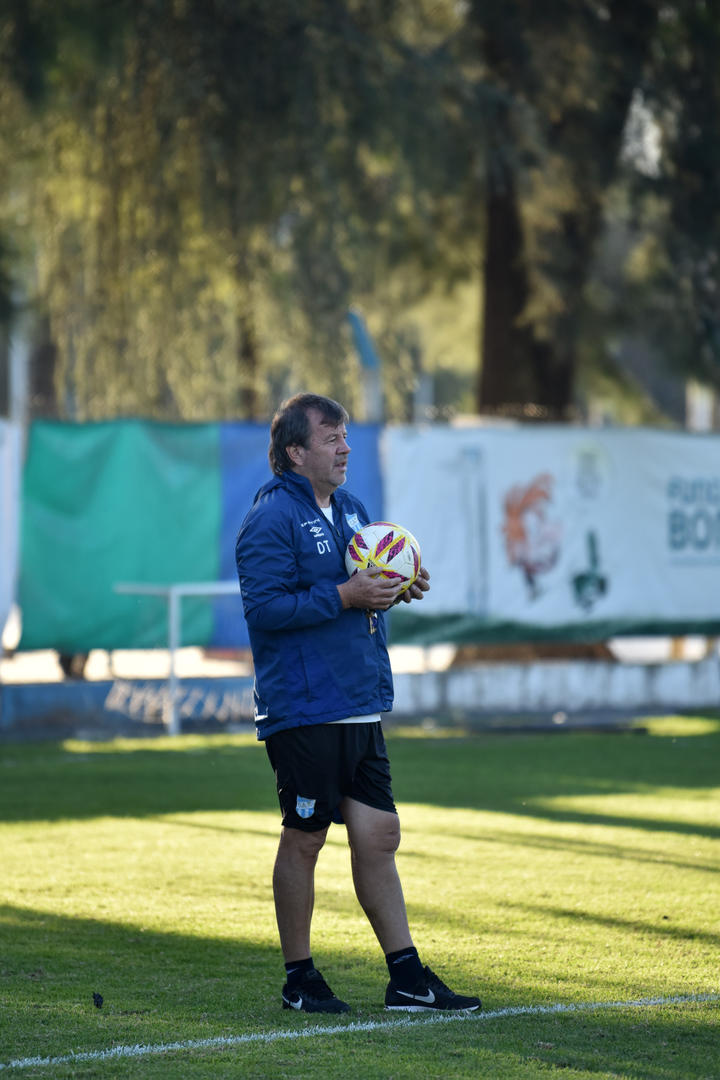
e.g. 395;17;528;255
384;425;720;639
0;420;21;637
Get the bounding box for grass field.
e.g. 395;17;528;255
0;715;718;1078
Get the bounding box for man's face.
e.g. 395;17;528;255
289;409;350;503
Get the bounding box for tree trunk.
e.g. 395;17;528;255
478;178;577;420
479;178;537;415
476;0;660;420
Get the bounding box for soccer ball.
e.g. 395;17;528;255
344;521;422;594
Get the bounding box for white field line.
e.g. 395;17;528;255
1;993;718;1072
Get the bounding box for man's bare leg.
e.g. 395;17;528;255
272;825;328;961
340;797;481;1012
340;797;413;954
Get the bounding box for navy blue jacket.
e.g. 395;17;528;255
235;470;394;739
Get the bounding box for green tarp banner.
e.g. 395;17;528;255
19;422;221;650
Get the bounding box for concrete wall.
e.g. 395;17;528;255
392;657;720;717
2;658;719;738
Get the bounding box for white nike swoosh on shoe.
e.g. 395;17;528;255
283;995;303;1010
396;988;435;1004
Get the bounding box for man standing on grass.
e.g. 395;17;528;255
235;392;481;1015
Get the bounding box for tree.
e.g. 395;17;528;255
465;0;660;419
4;0;720;425
626;1;720;392
2;0;473;419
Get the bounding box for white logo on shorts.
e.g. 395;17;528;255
296;796;316;819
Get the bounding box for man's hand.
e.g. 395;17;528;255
396;565;430;604
337;567;404;611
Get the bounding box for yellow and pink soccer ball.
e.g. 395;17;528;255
344;521;422;594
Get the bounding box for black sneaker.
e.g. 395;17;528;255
282;968;350;1014
385;966;481;1012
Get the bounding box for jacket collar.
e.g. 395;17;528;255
255;469;350;514
282;469;321;506
260;468;348;511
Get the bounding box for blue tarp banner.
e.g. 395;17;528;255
18;420;383;651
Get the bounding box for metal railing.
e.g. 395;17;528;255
114;582;241;734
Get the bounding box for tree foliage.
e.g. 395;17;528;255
468;0;720;419
1;0;475;419
1;1;720;422
630;2;720;386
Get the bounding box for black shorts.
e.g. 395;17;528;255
265;722;397;832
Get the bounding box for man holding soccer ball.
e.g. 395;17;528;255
236;392;481;1015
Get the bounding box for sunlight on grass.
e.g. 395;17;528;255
639;715;720;737
61;733;261;755
383;724;471;739
531;789;720;829
2;721;720;1078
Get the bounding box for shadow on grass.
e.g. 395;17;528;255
0;899;304;1061
1;900;718;1080
0;725;719;844
500;899;720;948
313;1000;720;1080
0;899;486;1062
389;726;720;842
0;739;277;824
449;825;720;875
